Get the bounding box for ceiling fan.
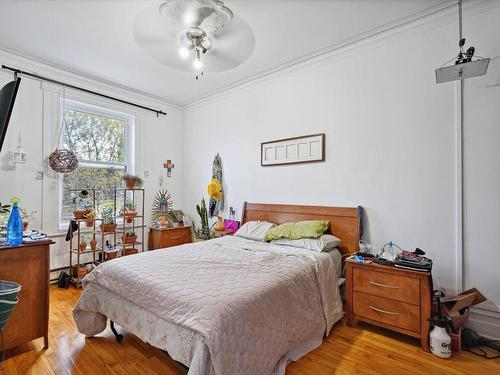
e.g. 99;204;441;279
133;0;255;73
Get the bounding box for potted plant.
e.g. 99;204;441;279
0;202;11;237
76;266;87;279
84;209;96;227
120;201;137;224
105;249;119;260
99;201;117;233
122;231;137;244
196;198;210;240
123;174;143;189
123;247;138;256
89;231;97;250
19;208;36;231
79;234;90;252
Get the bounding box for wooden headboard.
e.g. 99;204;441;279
241;202;361;256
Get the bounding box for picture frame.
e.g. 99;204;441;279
260;133;325;166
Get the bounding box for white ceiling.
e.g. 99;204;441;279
0;0;444;106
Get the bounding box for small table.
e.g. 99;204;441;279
345;259;432;351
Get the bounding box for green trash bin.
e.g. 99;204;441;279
0;280;21;330
0;280;21;365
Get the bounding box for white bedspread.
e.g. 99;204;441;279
73;236;343;375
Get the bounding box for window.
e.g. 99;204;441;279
59;100;134;226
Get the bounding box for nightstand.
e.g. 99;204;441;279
345;260;432;351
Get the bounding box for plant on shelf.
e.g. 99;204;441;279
19;208;37;231
79;233;91;252
122;231;137;244
0;202;11;237
196;198;210;240
84;208;96;227
123;247;138;256
99;200;117;233
72;197;86;220
120;201;137;224
89;230;97;250
123;174;143;189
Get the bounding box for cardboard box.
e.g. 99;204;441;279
440;288;487;333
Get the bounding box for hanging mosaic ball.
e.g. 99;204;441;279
48;148;79;173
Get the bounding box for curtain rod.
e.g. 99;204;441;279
1;64;167;116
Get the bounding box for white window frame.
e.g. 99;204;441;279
58;99;135;230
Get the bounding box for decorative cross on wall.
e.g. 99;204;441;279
163;160;175;177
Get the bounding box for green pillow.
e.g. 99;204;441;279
264;220;330;241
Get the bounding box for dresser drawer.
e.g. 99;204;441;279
353;268;420;305
353;292;420;333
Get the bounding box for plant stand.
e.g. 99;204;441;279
115;188;145;256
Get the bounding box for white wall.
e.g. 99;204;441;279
183;3;500;337
461;3;500;336
0;49;184;272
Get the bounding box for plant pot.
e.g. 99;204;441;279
123;248;138;256
200;227;211;240
79;242;87;252
90;240;97;250
73;210;86;220
122;235;137;244
76;266;87;279
23;221;28;231
120;209;137;223
100;223;117;233
85;219;94;227
125;179;136;189
105;250;118;260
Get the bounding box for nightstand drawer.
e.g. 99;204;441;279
353;268;420;305
353;292;420;333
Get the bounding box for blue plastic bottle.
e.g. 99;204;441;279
7;197;23;246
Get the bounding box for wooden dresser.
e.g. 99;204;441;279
0;240;53;350
148;226;192;250
345;260;432;351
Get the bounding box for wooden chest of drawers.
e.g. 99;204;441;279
345;260;432;351
0;241;53;350
148;226;192;250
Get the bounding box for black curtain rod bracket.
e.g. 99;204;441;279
1;64;167;116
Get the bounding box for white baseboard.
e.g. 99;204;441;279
466;307;500;340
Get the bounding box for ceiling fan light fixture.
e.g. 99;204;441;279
179;46;190;58
193;50;203;69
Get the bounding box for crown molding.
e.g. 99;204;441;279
0;47;182;111
181;0;495;110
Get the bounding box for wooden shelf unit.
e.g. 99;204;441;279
67;187;145;287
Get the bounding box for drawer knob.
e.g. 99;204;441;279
369;281;399;289
369;305;399;315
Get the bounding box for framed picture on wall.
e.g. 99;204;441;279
260;133;325;166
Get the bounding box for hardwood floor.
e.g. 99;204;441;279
1;285;499;374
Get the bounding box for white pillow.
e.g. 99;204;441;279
271;234;341;252
235;221;275;241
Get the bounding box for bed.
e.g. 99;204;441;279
73;202;360;375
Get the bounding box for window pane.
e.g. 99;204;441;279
63;108;125;163
61;167;125;223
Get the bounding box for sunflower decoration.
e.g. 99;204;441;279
207;178;222;201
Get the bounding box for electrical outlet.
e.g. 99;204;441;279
35;171;44;180
144;170;150;179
